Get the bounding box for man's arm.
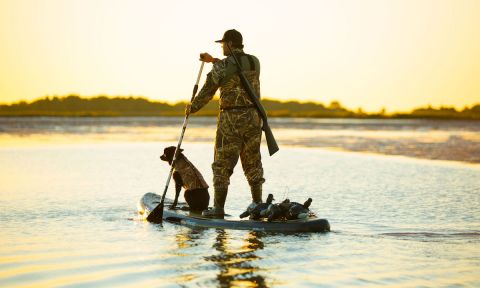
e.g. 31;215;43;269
188;55;227;114
189;71;220;114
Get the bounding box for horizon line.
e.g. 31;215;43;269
1;94;478;114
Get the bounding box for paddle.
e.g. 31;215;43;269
146;60;205;223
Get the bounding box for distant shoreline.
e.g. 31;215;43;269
1;95;479;120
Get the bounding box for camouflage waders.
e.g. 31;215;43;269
190;48;265;209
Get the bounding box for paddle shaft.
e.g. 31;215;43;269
159;61;205;206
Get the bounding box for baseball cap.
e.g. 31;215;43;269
215;29;243;46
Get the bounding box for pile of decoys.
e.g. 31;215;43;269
239;194;313;222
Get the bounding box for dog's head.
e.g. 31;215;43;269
160;146;184;165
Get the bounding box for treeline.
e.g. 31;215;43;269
0;95;479;119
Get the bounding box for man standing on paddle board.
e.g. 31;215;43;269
185;29;265;217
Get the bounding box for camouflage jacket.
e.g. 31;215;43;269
190;48;261;113
174;156;209;190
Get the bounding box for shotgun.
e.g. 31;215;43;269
226;43;279;156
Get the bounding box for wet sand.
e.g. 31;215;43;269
1;116;479;163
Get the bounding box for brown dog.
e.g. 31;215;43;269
160;146;210;211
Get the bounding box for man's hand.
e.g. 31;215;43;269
200;53;219;63
185;103;192;115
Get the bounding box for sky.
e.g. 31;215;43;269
0;0;479;112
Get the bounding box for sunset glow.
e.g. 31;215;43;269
0;0;479;111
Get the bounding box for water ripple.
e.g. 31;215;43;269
1;143;479;287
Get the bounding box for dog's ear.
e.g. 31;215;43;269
164;147;184;161
174;148;185;160
166;146;183;152
164;146;175;156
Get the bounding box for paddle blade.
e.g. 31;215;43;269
146;201;164;223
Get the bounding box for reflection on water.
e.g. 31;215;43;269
206;230;266;288
172;227;268;287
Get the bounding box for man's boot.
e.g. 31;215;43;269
202;187;227;218
250;184;262;204
239;184;263;216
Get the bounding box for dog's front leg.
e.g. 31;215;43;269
171;171;183;209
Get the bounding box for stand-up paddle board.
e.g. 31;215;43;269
138;192;330;233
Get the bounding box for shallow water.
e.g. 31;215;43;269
1;138;479;287
1;117;480;163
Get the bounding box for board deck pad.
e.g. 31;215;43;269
139;193;330;232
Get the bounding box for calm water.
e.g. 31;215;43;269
1;118;480;287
